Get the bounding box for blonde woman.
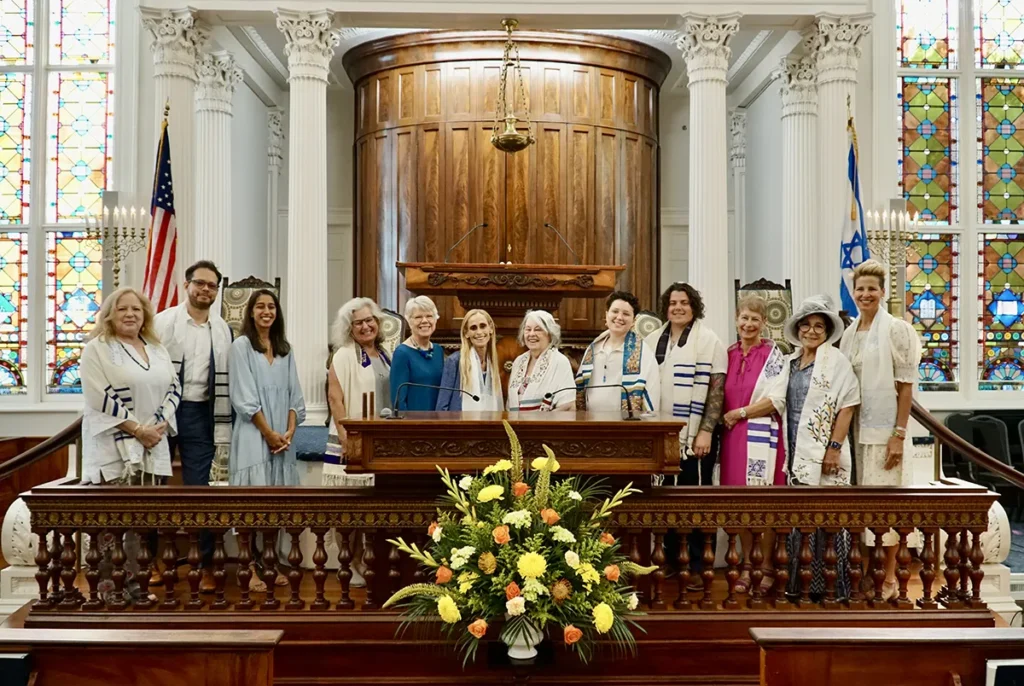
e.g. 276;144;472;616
436;309;503;411
389;296;444;411
840;259;922;602
80;287;181;485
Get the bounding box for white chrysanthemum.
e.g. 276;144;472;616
627;593;639;610
431;526;443;543
505;596;526;616
502;509;532;529
450;545;477;570
568;490;582;501
564;550;580;569
550;526;577;544
459;475;473;491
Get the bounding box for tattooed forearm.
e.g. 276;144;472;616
699;373;725;434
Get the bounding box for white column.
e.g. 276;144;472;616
277;9;337;421
678;14;741;341
810;14;871;305
780;54;820;306
194;50;242;276
140;7;207;285
266;107;284;280
729;109;746;290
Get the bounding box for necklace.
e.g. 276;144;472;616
118;339;150;371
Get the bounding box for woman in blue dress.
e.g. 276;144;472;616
389;295;445;411
228;288;306;486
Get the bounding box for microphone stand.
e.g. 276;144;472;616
443;223;489;263
543;223;581;265
544;384;639;420
389;382;481;419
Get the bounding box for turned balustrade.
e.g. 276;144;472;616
22;480;996;615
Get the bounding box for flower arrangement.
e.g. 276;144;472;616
383;421;655;664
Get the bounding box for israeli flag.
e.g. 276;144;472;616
839;123;870;316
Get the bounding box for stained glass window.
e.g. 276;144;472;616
900;77;958;223
978;77;1024;223
45;71;113;222
976;0;1024;69
1;0;33;65
46;230;100;393
0;231;27;394
906;233;959;391
0;72;30;224
49;0;114;64
978;233;1024;390
898;0;957;69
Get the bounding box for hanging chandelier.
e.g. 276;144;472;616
491;18;535;153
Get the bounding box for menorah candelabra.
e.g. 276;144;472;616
864;209;919;317
85;207;149;288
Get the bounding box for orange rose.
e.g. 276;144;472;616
468;618;488;639
435;566;453;584
563;624;583;645
540;508;561;525
492;525;511;545
428;521;439;536
512;481;530;497
599;532;615;546
604;564;620;582
505;581;521;600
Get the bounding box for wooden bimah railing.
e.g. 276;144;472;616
22;481;996;617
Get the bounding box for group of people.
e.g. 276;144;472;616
80;257;920;603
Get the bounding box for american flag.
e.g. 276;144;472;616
142;115;179;312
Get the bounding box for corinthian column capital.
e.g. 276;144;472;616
779;55;818;115
268;107;284;166
196;51;243;111
140;7;208;79
676;13;742;83
275;9;339;80
807;14;872;82
729;109;746;168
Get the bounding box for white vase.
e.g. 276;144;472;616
503;617;544;660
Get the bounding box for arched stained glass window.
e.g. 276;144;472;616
906;233;959;390
976;0;1024;68
898;0;957;68
45;230;101;393
49;0;114;65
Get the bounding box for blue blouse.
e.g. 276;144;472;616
389;342;445;411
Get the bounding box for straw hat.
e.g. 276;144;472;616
783;294;846;347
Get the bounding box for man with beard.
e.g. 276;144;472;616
154;260;233;593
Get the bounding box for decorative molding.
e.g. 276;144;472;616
275;9;340;81
727;29;772;82
239;26;289;83
195;50;243;112
633;29;682;47
139;7;207;80
808;13;873;83
267;107;284;166
677;14;742;85
729;109;746;167
425;273;596;290
374;439;652;460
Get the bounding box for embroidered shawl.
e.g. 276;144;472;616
153;304;233;480
768;344;860;486
645;320;726;456
507;347;576;411
741;341;785;485
324;343;390;486
575;330;656;414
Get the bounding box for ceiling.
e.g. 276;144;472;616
228;25;790;95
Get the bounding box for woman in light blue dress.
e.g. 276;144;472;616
229;288;306;486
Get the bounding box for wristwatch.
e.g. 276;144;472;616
827;440;842;451
739;407;747;419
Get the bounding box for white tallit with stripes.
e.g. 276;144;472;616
743;341;786;485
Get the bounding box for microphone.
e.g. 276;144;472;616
543;223;581;265
390;382;481;419
443;223;489;264
544;384;639;420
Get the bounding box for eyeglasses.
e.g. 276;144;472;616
798;322;828;333
352;316;376;329
189;279;220;291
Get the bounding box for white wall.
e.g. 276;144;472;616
231;83;270;281
325;89;355;321
743;81;784;284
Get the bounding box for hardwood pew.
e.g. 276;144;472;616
0;628;282;685
752;628;1024;686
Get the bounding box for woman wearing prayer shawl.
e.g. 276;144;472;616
840;259;923;603
575;291;660;415
228;289;306;487
323;297;391;488
436;309;504;411
741;294;860;600
507;310;576;412
720;295;787;593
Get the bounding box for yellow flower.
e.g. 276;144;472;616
437;595;462;623
517;552;547;579
483;459;513;475
575;562;600;589
530;455;560;472
476;485;504;503
592;602;614;634
458;571;479;594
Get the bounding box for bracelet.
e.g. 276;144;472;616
892;426;907;438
